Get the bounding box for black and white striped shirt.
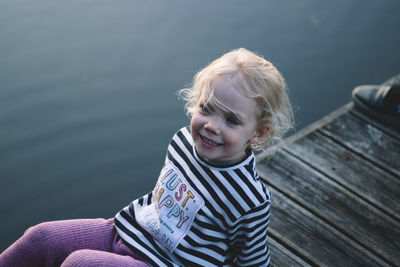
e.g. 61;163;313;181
115;127;271;266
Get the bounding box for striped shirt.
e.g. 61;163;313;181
115;127;271;266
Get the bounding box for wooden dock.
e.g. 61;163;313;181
257;75;400;266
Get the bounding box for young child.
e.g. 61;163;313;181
0;48;293;266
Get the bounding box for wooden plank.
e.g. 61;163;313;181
269;229;321;266
284;130;400;222
319;112;400;177
269;236;312;267
258;151;400;265
350;108;400;141
264;185;389;266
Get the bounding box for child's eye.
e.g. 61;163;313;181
200;104;212;115
226;116;240;126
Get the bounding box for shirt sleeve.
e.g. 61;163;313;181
232;200;271;266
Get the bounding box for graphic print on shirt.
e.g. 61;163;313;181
137;160;205;252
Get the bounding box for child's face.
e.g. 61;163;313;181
190;78;264;165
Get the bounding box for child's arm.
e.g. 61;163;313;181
232;200;271;266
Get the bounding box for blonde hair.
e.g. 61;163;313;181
179;48;293;152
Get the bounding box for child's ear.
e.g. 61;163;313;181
249;124;270;144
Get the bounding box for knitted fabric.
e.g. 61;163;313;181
0;218;149;267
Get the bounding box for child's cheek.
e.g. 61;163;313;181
190;114;201;136
191;113;203;127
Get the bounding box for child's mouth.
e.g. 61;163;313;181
200;135;222;147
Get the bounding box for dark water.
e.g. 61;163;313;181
1;0;399;250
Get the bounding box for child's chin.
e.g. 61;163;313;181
197;149;217;162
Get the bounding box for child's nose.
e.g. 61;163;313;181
204;116;221;135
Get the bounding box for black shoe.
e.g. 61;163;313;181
352;84;400;127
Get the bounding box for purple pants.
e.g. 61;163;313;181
0;218;149;267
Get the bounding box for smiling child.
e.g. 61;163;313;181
0;48;293;267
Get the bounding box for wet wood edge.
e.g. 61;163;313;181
257;72;400;163
256;102;354;163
